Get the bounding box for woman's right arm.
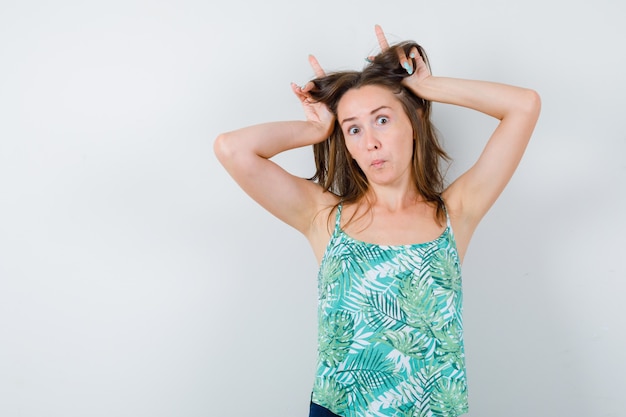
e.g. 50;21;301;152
213;77;336;235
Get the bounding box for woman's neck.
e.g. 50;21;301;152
363;183;422;213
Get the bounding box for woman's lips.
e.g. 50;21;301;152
371;159;385;168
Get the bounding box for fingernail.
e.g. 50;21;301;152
365;57;373;63
409;52;416;58
403;62;413;75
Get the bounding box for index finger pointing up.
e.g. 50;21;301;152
375;24;390;51
308;54;326;77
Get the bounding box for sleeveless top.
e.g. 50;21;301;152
312;204;469;417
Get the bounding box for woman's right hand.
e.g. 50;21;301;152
291;55;335;139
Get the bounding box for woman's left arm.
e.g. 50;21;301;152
374;25;540;222
411;75;541;223
373;24;540;258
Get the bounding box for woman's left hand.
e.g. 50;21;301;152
373;25;431;89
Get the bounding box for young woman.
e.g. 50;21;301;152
214;25;540;417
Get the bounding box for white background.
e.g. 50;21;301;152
0;1;624;416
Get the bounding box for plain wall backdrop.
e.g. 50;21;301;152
0;1;624;416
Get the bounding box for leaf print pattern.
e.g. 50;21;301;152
313;205;468;417
434;321;465;371
381;329;430;360
319;250;343;301
365;291;407;333
430;378;468;417
430;248;462;293
319;311;355;367
398;272;444;339
313;376;349;415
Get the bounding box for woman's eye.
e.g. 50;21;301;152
377;116;389;125
348;127;360;135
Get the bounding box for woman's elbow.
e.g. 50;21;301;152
213;132;235;165
523;88;542;118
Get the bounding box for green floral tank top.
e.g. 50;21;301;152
312;204;469;417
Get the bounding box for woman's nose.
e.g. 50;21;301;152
364;129;381;151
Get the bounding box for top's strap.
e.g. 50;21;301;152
335;203;343;230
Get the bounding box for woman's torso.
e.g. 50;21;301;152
311;203;469;417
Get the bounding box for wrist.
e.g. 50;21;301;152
308;119;334;142
404;75;438;100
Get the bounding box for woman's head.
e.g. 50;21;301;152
308;41;449;220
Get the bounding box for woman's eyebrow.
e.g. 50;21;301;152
340;106;391;126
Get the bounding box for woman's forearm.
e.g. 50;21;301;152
410;76;540;121
214;120;330;163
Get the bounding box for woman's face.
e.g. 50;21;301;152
337;85;414;186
